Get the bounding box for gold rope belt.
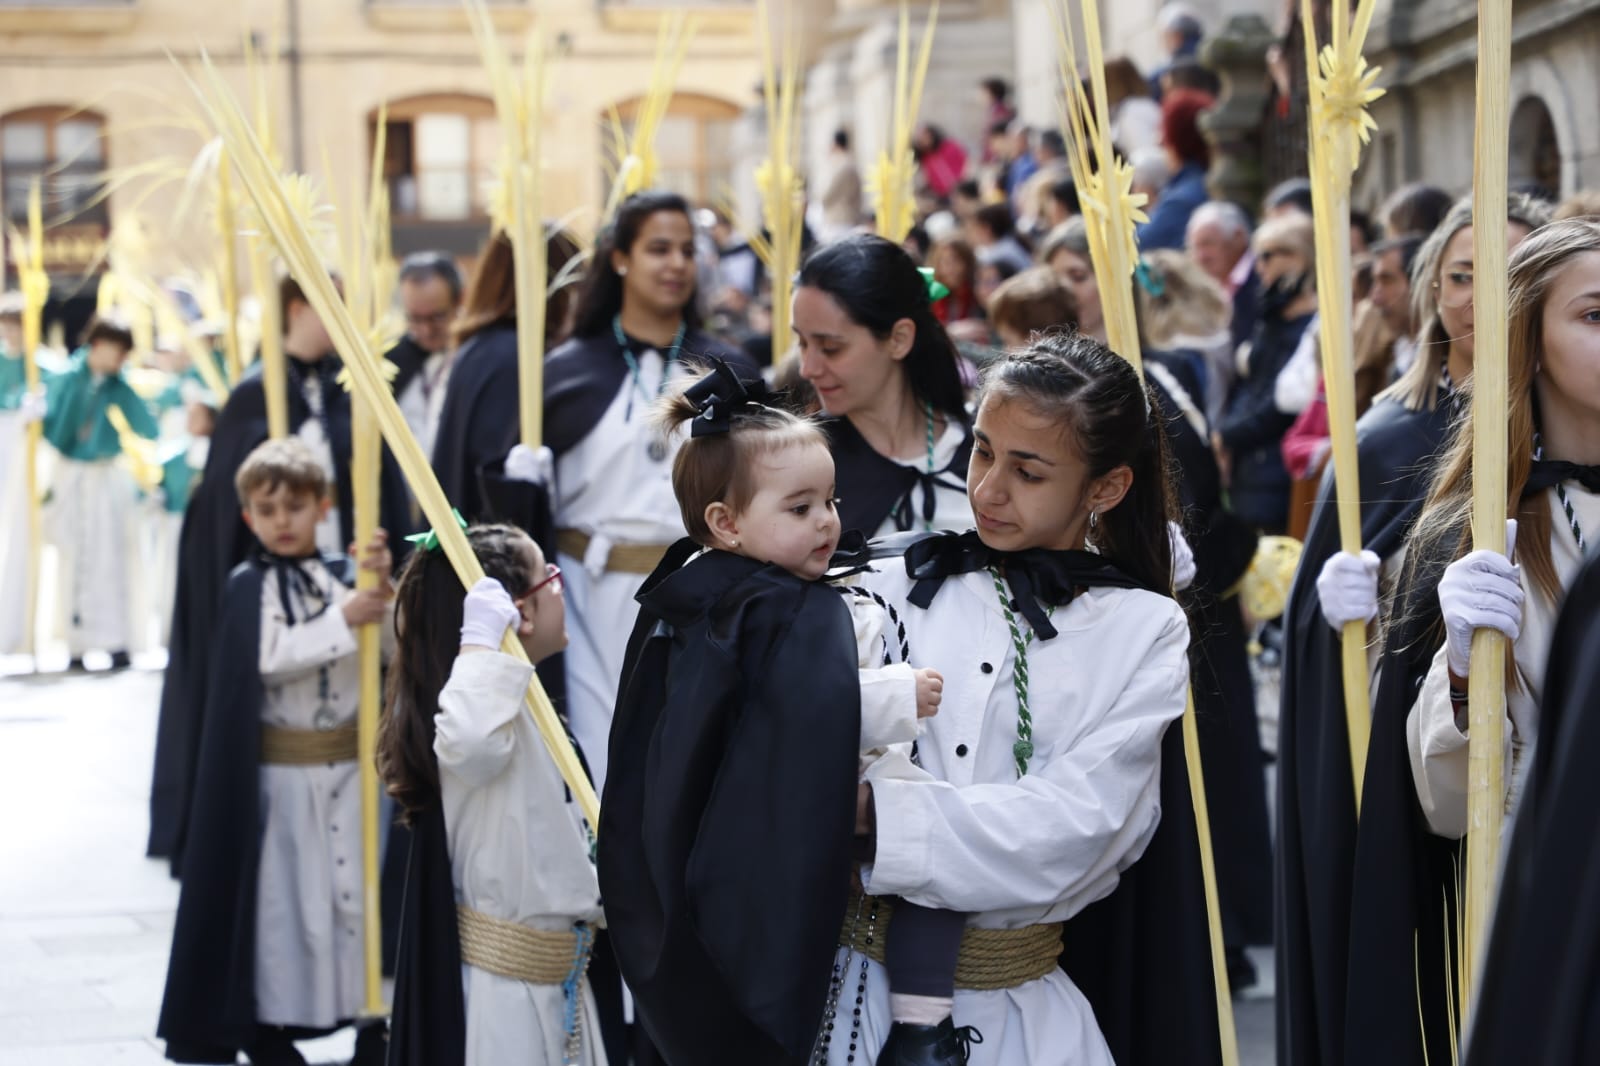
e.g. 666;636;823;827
555;529;671;575
837;895;1063;991
457;905;585;985
260;722;359;765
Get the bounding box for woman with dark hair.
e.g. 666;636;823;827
537;190;752;794
430;227;581;521
792;233;975;538
912;124;969;201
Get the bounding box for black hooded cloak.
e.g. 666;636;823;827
155;553;356;1063
823;415;974;541
1465;548;1600;1065
146;358;413;873
1274;395;1457;1066
597;541;863;1065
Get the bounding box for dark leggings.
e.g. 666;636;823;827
884;902;969;998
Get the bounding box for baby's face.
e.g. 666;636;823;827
730;441;842;581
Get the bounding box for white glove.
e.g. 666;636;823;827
460;577;521;649
1168;521;1197;592
1316;549;1381;629
1438;519;1523;679
504;443;553;485
18;388;46;425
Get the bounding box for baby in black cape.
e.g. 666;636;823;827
597;364;956;1065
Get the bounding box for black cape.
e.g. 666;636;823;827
155;553;355;1063
1342;529;1462;1066
385;334;430;405
1466;548;1600;1065
824;415;974;540
386;802;467;1066
431;323;754;520
868;529;1224;1066
1148;356;1273;960
147;357;414;873
1274;396;1456;1066
598;541;862;1066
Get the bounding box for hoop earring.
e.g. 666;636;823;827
1088;510;1099;532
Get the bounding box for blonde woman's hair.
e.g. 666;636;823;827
1134;249;1231;350
1404;216;1600;621
1385;192;1555;411
1251;214;1316;285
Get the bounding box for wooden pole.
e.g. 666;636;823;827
1464;0;1512;1011
249;235;289;438
351;390;384;1016
757;0;801;363
217;152;244;385
464;6;550;448
1300;0;1384;810
1050;5;1237;1060
17;181;46;663
873;2;937;245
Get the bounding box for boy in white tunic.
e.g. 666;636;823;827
157;438;393;1066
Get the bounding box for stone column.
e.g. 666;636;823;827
1199;14;1278;212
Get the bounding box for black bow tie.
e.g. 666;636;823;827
256;549;337;624
1525;459;1600;496
899;530;1148;640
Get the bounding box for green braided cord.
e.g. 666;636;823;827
990;567;1053;777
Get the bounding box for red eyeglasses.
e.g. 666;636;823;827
527;563;563;597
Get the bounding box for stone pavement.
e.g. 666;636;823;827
0;658;1276;1065
0;659;353;1066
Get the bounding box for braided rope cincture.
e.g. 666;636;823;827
837;894;1063;991
456;905;590;984
989;568;1051;777
259;722;359;765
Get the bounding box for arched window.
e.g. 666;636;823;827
1;106;108;230
606;92;741;206
372;94;498;223
1509;96;1561;199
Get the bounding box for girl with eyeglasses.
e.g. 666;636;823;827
380;521;604;1066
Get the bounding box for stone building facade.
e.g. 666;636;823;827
0;0;765;280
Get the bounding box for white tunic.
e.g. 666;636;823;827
254;559;378;1028
1407;484;1600;838
396;351;452;463
0;408;29;653
44;454;146;655
554;351;692;792
828;565;1191;1066
869;420;976;539
843;587;922;756
434;650;607;1066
